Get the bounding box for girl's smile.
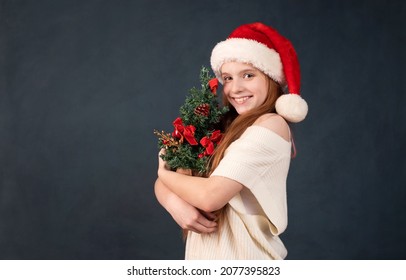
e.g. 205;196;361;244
233;96;251;104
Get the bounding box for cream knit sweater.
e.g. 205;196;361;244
185;125;291;259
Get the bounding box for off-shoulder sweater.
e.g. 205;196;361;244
185;125;291;259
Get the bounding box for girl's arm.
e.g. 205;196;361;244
154;178;218;233
157;154;243;212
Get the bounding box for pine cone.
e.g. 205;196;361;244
194;103;210;116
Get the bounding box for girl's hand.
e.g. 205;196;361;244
154;178;217;234
168;197;218;234
158;149;170;174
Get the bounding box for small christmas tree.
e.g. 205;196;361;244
154;66;229;175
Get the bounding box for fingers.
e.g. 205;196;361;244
157;149;169;171
189;223;217;234
188;220;217;234
159;148;166;157
200;210;217;221
197;214;217;229
181;212;218;234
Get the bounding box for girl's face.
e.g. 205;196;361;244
220;61;269;115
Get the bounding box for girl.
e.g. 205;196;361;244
155;22;308;259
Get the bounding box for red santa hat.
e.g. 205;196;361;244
211;22;308;123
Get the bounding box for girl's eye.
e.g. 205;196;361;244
243;73;254;79
222;76;232;82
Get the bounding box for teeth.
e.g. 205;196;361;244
234;96;250;104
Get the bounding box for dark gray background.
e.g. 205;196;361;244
1;0;405;259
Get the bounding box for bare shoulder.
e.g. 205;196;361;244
253;113;290;141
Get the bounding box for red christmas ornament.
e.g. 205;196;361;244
208;78;218;94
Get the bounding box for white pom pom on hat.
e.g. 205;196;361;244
210;22;308;123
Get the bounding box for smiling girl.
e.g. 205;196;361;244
155;22;308;259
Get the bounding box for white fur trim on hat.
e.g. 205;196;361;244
211;38;285;85
275;94;308;123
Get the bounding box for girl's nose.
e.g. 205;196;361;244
229;78;243;95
